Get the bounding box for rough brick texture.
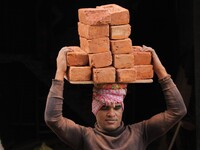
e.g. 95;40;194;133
89;51;112;68
113;54;134;69
80;37;110;54
110;38;132;54
132;46;152;65
93;67;116;83
97;4;129;25
78;22;109;39
135;65;154;79
78;8;111;25
110;24;131;40
117;68;137;82
66;46;89;66
133;52;152;65
68;66;91;81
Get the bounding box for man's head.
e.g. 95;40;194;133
92;84;127;131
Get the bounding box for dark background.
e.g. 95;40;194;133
0;0;197;149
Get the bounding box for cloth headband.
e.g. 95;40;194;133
92;84;127;115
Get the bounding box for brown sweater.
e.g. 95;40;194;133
45;76;187;150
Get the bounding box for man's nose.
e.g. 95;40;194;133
107;108;115;117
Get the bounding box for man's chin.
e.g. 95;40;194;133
104;124;119;131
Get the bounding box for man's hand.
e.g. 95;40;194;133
55;47;72;81
142;45;168;79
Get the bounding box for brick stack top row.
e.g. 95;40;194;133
66;4;154;84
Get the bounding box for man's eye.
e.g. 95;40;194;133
100;106;109;110
114;105;122;110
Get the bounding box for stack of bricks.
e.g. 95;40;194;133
67;4;153;84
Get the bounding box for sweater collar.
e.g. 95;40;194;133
94;122;125;136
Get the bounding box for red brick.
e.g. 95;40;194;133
110;24;131;40
113;54;134;68
97;4;129;25
78;8;111;25
78;22;109;39
132;46;152;65
110;38;132;54
68;66;91;81
135;65;154;79
116;68;137;83
89;51;112;68
80;37;110;54
93;67;116;83
66;46;89;66
133;52;152;65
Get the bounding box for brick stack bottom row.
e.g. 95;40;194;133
66;45;154;84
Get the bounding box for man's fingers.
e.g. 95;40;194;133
59;47;73;55
142;45;155;54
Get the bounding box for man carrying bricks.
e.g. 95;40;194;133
45;45;187;150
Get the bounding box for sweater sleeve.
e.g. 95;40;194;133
144;75;187;144
44;79;83;149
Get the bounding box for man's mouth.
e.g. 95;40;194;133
105;119;117;124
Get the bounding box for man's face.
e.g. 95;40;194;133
96;103;123;131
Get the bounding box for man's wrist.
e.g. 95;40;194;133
155;67;168;79
55;70;66;81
